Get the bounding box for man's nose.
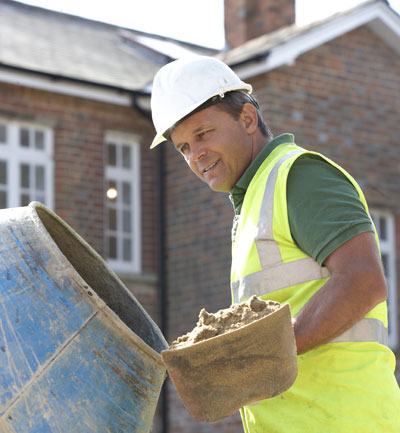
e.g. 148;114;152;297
189;143;206;163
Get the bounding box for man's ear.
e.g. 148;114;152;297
240;103;259;135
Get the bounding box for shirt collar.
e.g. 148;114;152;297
230;133;294;212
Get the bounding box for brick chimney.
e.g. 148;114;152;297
225;0;295;49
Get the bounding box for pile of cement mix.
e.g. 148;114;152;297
170;295;281;349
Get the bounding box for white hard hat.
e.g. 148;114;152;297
150;56;252;149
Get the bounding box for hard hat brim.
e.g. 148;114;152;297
150;83;252;149
150;132;168;149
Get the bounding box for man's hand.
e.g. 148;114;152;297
292;231;388;355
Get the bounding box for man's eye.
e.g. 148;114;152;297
181;143;189;154
198;131;207;138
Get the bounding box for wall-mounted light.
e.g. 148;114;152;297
106;187;118;200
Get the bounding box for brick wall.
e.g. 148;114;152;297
225;0;295;48
164;25;400;432
164;142;243;431
0;81;160;321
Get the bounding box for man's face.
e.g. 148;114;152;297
170;104;255;193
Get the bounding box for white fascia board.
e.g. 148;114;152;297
368;5;400;54
0;67;133;106
236;2;400;80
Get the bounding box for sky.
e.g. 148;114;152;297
15;0;400;49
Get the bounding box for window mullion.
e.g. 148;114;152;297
104;133;141;273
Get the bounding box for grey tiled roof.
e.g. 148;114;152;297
0;0;213;92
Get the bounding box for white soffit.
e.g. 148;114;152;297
235;2;400;80
0;67;133;106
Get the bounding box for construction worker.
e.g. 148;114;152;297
150;55;400;432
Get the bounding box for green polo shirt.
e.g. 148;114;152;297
230;134;374;265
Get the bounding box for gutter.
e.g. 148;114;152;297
0;62;149;106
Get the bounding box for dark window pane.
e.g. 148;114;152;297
108;208;117;231
379;217;387;240
123;210;131;233
107;143;117;166
20;194;30;206
0;124;6;143
0;191;6;208
123;238;131;261
108;236;117;259
35;130;45;150
122;145;131;168
20;128;29;147
0;161;6;184
20;164;30;188
122;182;131;205
381;254;388;277
35;166;45;190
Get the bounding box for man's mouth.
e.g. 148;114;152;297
203;160;218;174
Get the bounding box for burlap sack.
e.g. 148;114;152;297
161;303;298;423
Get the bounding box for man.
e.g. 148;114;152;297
150;56;400;432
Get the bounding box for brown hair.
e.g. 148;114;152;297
216;91;272;139
164;90;272;142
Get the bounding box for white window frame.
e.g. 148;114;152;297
371;209;398;348
104;131;141;275
0;118;54;209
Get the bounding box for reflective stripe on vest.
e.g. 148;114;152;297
330;317;388;345
231;148;388;346
254;150;303;269
231;257;330;303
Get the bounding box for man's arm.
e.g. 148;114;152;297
292;231;388;355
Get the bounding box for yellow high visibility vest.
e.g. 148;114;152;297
231;141;400;432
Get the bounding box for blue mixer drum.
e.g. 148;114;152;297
0;202;167;433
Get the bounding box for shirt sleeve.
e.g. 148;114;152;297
286;154;374;265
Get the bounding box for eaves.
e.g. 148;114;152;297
225;1;400;80
0;63;151;112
